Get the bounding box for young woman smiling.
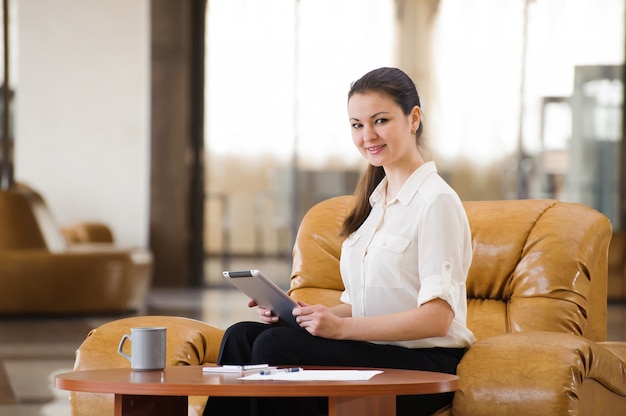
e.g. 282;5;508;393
204;67;475;416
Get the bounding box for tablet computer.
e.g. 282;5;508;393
223;269;299;328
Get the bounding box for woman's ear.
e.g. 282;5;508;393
410;106;422;134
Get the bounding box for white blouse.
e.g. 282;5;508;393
339;161;476;349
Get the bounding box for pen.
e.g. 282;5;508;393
259;367;303;375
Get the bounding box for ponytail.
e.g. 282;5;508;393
340;165;385;237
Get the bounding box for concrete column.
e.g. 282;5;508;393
150;0;205;287
394;0;439;116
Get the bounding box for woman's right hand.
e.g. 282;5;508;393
248;299;279;324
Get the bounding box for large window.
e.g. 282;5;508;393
203;0;625;286
432;0;624;228
204;0;395;285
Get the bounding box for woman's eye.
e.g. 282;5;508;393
375;118;388;125
351;123;363;129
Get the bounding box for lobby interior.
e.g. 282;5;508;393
1;0;626;415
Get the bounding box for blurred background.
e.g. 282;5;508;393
3;0;624;289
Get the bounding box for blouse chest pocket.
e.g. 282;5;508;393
365;234;413;291
367;235;413;280
369;235;411;253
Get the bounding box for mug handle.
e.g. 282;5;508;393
117;334;132;362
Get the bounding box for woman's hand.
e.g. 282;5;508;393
248;299;279;324
293;301;344;339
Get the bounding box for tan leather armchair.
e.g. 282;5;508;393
0;184;152;314
71;196;626;415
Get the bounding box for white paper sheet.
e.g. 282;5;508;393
239;370;383;381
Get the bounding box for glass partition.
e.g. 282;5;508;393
204;0;625;286
203;0;394;286
433;0;624;224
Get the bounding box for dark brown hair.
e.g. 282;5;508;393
341;67;424;237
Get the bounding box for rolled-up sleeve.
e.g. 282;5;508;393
416;194;471;314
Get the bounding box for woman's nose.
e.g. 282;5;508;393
363;125;377;141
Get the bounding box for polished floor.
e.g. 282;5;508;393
1;283;625;415
0;257;293;416
0;288;258;416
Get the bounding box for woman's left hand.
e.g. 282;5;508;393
293;301;344;339
249;299;279;324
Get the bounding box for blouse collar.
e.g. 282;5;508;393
369;161;438;207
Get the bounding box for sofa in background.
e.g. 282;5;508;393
72;196;626;415
0;184;152;314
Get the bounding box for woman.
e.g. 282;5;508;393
204;67;475;416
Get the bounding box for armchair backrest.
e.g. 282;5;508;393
0;185;68;252
0;187;48;250
289;196;611;343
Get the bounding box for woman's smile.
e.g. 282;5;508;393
367;144;386;154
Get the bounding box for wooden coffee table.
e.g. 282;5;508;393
55;365;459;416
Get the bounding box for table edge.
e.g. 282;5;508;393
55;366;460;397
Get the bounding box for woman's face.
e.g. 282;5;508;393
348;91;421;171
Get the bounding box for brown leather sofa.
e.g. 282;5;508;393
71;196;626;415
0;184;152;314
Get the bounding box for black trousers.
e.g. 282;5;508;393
203;322;465;416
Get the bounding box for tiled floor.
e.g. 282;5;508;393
1;285;625;415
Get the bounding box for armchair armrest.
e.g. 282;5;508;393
453;332;626;415
62;222;114;244
72;316;225;416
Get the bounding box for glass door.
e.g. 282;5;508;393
569;65;622;229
